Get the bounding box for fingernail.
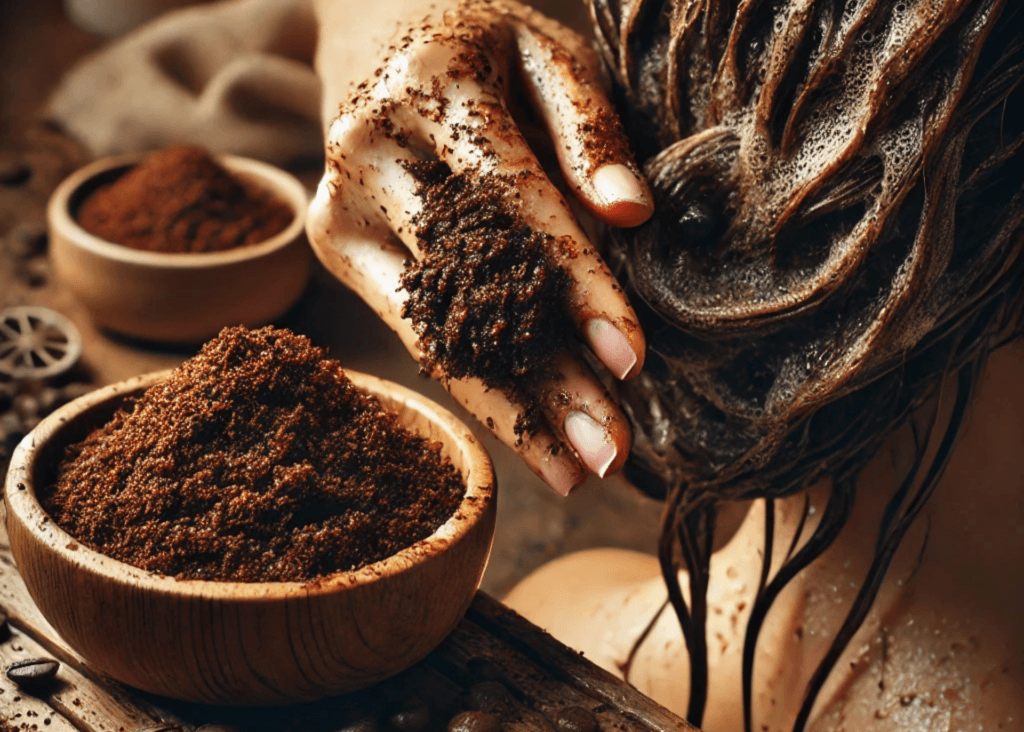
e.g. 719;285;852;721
564;411;617;479
585;318;638;380
538;452;585;497
592;164;650;227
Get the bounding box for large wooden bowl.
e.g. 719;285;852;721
47;153;311;344
3;370;496;705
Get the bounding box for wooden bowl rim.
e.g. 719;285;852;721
46;152;309;269
5;369;496;601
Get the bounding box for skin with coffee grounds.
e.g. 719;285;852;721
307;0;653;494
400;160;573;438
39;326;466;582
78;146;292;254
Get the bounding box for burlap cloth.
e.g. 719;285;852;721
47;0;322;166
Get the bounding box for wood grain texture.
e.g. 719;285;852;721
0;627;80;732
4;370;497;705
465;594;700;731
0;618;171;731
47;154;311;344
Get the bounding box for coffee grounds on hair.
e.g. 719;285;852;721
40;326;465;582
77;146;293;254
399;161;574;438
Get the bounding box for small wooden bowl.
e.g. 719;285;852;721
47;153;311;344
4;370;496;705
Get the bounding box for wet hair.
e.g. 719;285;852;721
589;0;1024;728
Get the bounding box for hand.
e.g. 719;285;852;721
307;0;652;495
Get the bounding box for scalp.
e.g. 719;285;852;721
592;0;1024;503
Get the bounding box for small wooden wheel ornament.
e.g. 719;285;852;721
0;306;83;380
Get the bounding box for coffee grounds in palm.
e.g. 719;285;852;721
77;146;293;254
40;326;465;582
399;161;574;437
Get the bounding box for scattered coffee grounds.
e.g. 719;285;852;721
399;161;574;437
76;146;293;254
40;326;465;582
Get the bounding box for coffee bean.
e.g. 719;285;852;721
447;711;501;732
0;611;9;641
6;224;47;258
0;384;13;412
553;707;597;732
466;681;516;714
132;725;185;732
388;697;431;732
13;394;39;420
5;658;59;689
0;154;31;186
337;717;379;732
517;711;556;732
17;258;49;288
196;725;242;732
1;411;22;431
38;387;64;415
1;411;25;451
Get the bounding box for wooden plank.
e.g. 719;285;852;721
0;629;79;732
466;594;700;732
432;612;677;732
154;663;467;732
0;622;157;732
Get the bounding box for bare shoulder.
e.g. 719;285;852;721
811;341;1024;731
811;598;1023;731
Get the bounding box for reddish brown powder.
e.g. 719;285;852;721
77;146;293;254
40;326;465;582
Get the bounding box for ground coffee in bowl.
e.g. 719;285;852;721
39;325;466;582
5;327;495;703
76;145;293;254
49;149;311;344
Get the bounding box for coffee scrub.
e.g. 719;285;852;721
40;326;466;583
77;146;293;254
